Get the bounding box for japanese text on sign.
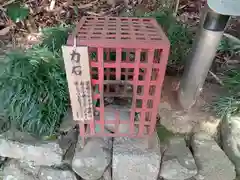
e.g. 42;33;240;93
62;46;94;122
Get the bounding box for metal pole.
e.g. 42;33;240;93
178;5;230;109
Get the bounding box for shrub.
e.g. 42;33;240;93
0;26;71;136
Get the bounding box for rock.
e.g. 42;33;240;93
103;105;131;134
72;137;112;180
119;7;134;17
0;130;63;166
39;167;77;180
112;132;161;180
160;137;197;180
60;108;78;132
3;160;40;180
58;128;79;165
0;170;3;180
3;160;77;180
235;176;240;180
221;116;240;175
159;76;221;136
99;166;112;180
159;101;221;135
0;156;7;180
103;105;140;134
156;124;175;144
191;132;236;180
0;157;6;179
192;119;220;138
0;156;7;167
17;160;41;176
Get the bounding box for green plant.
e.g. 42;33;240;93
0;26;72;136
6;2;29;23
218;33;240;57
213;34;240;118
223;33;240;54
224;69;240;92
218;38;232;53
213;69;240;118
41;26;72;52
144;10;194;67
213;96;240;118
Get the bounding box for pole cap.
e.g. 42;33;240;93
208;0;240;16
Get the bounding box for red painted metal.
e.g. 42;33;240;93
67;16;170;139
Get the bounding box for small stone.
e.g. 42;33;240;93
103;105;140;134
39;167;77;180
3;160;40;180
72;137;112;180
58;128;79;165
191;132;236;180
104;97;114;104
119;7;134;17
104;105;131;134
0;130;63;166
112;132;161;180
221;116;240;175
3;160;77;180
160;137;197;180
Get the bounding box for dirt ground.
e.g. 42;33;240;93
157;76;224;140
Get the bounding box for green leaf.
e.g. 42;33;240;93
6;3;29;23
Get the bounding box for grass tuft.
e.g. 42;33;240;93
40;25;72;52
0;26;72;136
213;96;240;118
213;69;240;118
213;35;240;118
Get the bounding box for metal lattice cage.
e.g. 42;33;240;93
66;16;170;140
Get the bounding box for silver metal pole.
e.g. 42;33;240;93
178;5;230;109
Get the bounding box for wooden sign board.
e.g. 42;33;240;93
62;46;94;122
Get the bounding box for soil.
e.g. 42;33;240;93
157;76;224;139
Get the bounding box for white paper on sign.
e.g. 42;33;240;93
62;45;94;122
